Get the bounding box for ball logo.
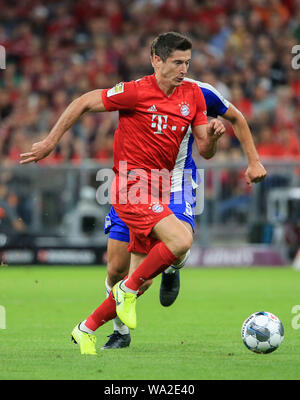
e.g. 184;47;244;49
152;203;164;213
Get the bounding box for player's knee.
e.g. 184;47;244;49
107;258;129;284
180;232;193;254
175;231;193;257
173;249;190;269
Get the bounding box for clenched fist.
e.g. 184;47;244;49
207;118;226;140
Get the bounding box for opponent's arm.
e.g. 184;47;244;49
192;119;225;160
222;103;267;184
20;89;105;164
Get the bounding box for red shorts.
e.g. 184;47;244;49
111;174;173;253
113;201;173;254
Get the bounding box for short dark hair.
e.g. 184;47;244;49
151;32;192;62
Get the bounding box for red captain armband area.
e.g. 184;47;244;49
101;81;138;112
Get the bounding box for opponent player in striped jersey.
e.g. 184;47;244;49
101;79;267;350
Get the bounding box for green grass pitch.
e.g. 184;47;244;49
0;265;300;380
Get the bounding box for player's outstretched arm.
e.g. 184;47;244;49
192;119;226;160
222;104;267;185
20;89;105;164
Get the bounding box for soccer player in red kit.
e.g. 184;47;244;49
20;32;226;354
103;66;210;330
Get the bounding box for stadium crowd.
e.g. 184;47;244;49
0;0;300;237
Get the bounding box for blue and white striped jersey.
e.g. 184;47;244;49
171;79;230;195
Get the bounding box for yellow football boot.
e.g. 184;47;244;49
113;282;137;330
71;324;97;355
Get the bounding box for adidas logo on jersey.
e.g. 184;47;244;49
147;105;157;112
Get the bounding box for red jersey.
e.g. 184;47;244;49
101;74;207;175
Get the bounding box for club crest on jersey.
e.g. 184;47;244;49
151;203;164;213
107;82;124;97
179;101;190;116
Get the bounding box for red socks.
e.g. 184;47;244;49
84;242;177;331
125;242;177;291
84;276;145;331
85;290;117;331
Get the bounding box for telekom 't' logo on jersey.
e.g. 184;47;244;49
151;114;186;135
151;114;168;134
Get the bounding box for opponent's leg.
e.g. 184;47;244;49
106;238;130;288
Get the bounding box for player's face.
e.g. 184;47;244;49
153;49;192;88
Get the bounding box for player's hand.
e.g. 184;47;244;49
245;161;267;186
19;139;55;164
207;118;226;140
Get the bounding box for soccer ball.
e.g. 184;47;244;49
241;311;284;354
